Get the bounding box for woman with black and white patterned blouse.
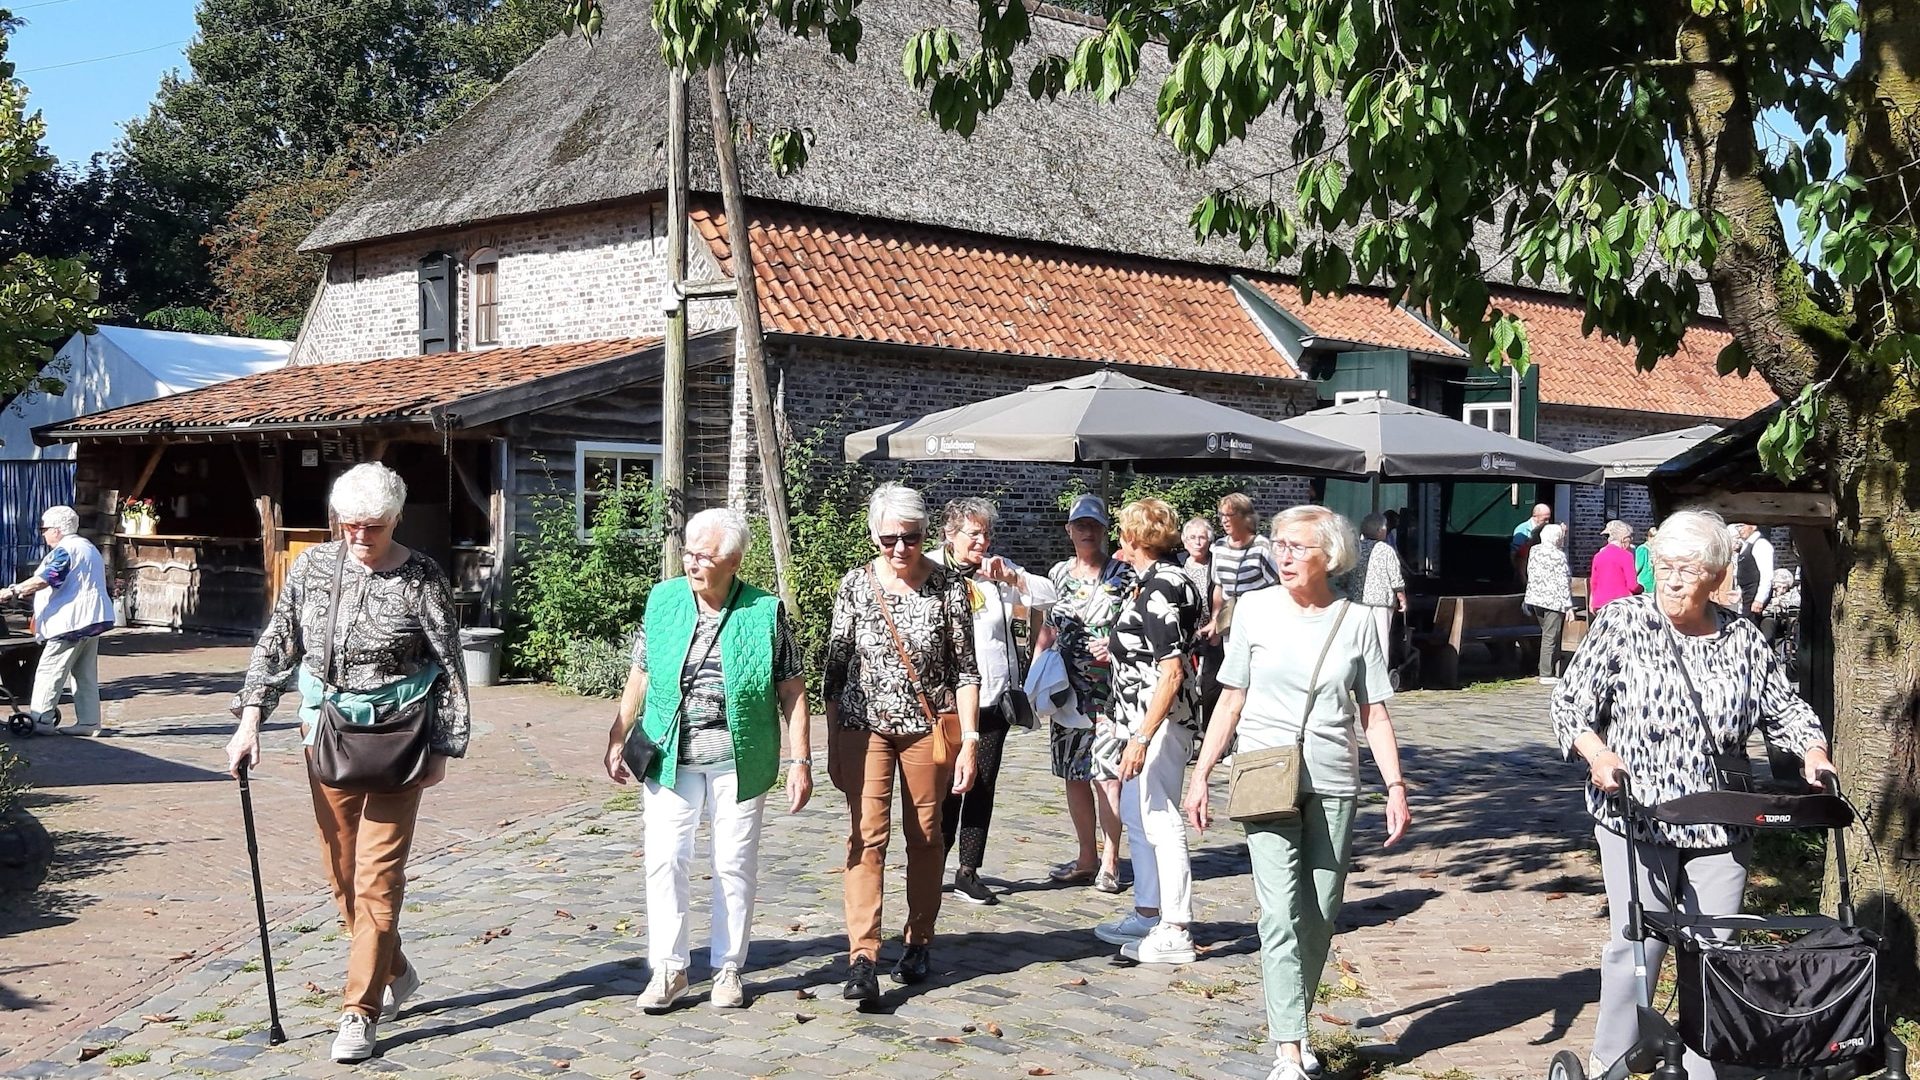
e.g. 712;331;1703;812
1091;498;1204;966
1550;509;1834;1080
823;483;979;1004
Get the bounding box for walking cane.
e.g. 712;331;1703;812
236;764;288;1045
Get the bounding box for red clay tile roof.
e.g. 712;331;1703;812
47;338;663;436
1495;289;1776;420
693;206;1305;380
1246;278;1466;357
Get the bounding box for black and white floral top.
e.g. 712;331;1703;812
824;561;980;735
1525;542;1573;612
1550;594;1825;849
1340;538;1406;608
233;541;471;758
1106;559;1203;735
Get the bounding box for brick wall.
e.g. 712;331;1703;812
770;339;1317;569
293;201;736;365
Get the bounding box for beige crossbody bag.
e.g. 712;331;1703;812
1226;599;1351;824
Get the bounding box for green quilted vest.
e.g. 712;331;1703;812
637;577;783;800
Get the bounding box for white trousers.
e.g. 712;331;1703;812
1118;721;1194;924
643;763;768;973
31;633;100;727
1371;606;1394;668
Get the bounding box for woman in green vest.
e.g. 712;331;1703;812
604;507;812;1015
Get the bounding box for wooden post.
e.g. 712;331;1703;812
661;71;691;578
127;443;166;502
706;61;796;610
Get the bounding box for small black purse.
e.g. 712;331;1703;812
620;583;737;783
1662;621;1755;793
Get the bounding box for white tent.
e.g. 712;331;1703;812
0;326;290;580
1;325;291;460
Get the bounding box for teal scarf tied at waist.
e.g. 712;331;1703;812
296;662;441;747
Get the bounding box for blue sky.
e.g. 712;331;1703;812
11;0;198;166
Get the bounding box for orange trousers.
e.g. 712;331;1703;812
838;727;953;960
308;769;422;1018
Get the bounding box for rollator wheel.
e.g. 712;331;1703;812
1548;1050;1587;1080
6;712;32;735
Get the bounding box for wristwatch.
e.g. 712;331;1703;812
1128;731;1151;746
961;731;981;743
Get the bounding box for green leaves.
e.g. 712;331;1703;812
1757;381;1828;481
768;127;814;176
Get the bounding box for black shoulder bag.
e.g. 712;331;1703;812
621;581;738;782
1660;620;1755;793
307;544;437;794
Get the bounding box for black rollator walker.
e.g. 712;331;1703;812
1549;771;1907;1080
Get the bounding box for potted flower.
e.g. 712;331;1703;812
119;497;158;536
0;743;50;895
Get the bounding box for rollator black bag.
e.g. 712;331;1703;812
1677;924;1878;1068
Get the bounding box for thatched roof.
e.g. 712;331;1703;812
302;0;1325;269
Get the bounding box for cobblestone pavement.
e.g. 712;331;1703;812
4;663;1607;1080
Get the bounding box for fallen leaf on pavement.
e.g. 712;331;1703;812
986;1022;1003;1037
1337;958;1358;974
305;982;324;992
788;923;803;932
1460;945;1491;953
140;1013;178;1024
586;924;598;932
551;1061;569;1070
497;819;514;827
961;1024;977;1033
78;1046;108;1061
1546;892;1567;900
1417;870;1440;879
629;1071;646;1080
554;909;575;919
794;1013;815;1024
1340;976;1362;993
1318;1013;1353;1026
1066;978;1087;987
142;908;158;916
1027;1068;1055;1076
935;1036;964;1045
167;952;194;961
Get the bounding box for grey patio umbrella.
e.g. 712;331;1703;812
1277;397;1606;483
843;369;1368;476
1574;423;1722;479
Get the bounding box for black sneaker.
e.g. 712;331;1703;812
891;943;931;985
842;954;879;1002
951;869;999;906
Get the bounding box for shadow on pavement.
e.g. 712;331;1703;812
1358;968;1599;1057
14;738;232;788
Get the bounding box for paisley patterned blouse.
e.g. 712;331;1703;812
233;541;471;758
824;560;980;735
1550;594;1823;849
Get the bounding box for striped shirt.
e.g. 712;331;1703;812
1209;536;1277;599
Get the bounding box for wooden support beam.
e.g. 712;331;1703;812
127;444;166;502
450;452;490;516
681;278;738;301
366;439;389;461
233;445;263;499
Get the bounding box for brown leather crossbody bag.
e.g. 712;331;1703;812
306;543;436;793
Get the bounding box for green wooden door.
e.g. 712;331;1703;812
1446;363;1541;536
1316;350;1409;523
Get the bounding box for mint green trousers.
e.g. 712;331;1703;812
1244;794;1357;1043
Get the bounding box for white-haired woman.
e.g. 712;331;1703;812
1525;522;1573;684
1589;519;1643;610
225;462;470;1064
606;507;812;1014
1183;506;1410;1080
1179;516;1222;725
932;497;1057;906
1552;508;1833;1080
1345;513;1407;668
0;505;113;734
824;482;979;1003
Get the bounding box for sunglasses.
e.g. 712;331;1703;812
876;532;925;549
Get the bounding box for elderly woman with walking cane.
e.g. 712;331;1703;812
225;462;470;1064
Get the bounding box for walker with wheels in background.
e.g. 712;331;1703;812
1548;771;1908;1080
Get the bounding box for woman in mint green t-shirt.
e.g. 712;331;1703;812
1183;505;1412;1080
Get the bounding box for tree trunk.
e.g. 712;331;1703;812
706;61;798;611
661;71;690;577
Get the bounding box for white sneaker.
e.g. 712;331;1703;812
381;964;420;1022
1301;1046;1321;1074
1093;911;1160;945
329;1011;376;1062
1538;676;1560;685
1120;923;1197;964
1588;1053;1607;1077
1265;1057;1311;1080
710;964;745;1009
636;967;688;1013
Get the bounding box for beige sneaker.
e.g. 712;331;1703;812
636;967;687;1014
710;964;745;1009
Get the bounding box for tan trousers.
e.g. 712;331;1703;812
308;769;422;1018
839;727;952;960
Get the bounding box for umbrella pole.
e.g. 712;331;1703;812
1099;462;1112;503
1370;475;1382;514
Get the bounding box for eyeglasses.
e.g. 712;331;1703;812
682;550;723;567
1654;562;1709;583
876;532;925;550
1272;540;1322;557
340;521;389;535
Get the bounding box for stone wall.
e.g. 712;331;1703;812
293;201;735;365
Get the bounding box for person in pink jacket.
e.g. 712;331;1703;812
1588;520;1644;609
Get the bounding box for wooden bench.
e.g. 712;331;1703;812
1413;593;1540;689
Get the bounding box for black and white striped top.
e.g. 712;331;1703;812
1209;535;1278;598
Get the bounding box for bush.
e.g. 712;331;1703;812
0;743;24;814
555;634;635;699
1055;472;1253;530
507;470;664;678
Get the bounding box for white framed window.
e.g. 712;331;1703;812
1462;401;1514;435
469;249;500;347
575;441;662;536
1334;389;1388;405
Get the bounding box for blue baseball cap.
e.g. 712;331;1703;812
1066;494;1111;526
